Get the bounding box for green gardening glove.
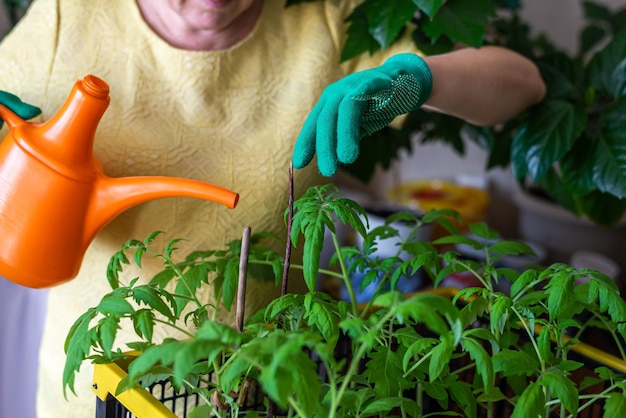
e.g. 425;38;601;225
0;90;41;129
292;53;432;176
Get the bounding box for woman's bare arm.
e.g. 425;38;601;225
423;46;546;126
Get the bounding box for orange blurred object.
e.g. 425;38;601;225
0;75;239;288
387;179;490;233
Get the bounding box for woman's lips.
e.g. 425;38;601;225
201;0;231;8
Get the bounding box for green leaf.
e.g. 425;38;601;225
303;294;340;344
363;0;417;49
402;338;438;371
341;4;381;62
590;276;626;339
220;355;253;394
221;259;239;311
540;368;579;415
449;380;477;418
462;337;494;393
610;10;626;35
62;308;98;396
595;101;626;197
588;27;626;97
164;238;183;259
578;191;626;227
361;397;411;416
536;55;580;101
148;267;176;288
131;309;155;341
511;381;546;418
561;99;626;200
489;240;535;257
115;364;172;395
423;380;449;402
333;197;368;237
421;0;495;47
557;359;584;372
412;0;444;18
126;341;182;387
196;321;243;345
536;327;554;365
469;221;499;240
172;279;194;317
490;297;511;336
364;345;407;397
291;185;345;291
604;391;626;418
429;333;455;381
338;387;376;415
477;386;508;403
510;269;540;298
493;349;539;377
132;286;174;320
260;337;321;416
511;100;587;182
580;24;607;56
98;316;120;357
397;293;459;335
545;271;578;320
188;404;212;418
106;250;130;289
582;1;612;21
172;340;228;388
98;293;135;316
132;246;145;268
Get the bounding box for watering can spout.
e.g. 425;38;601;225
85;175;239;246
0;75;240;288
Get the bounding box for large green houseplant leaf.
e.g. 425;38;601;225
511;26;626;225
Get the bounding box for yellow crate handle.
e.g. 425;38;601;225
93;360;177;418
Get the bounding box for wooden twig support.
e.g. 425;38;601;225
281;161;294;297
236;225;252;333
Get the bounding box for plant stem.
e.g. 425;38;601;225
567;382;622;418
157;253;204;310
511;278;544;303
449;361;476;377
288;395;308;418
590;310;626;360
453;258;490;289
153;318;195;338
329;310;396;416
248;259;345;280
329;341;370;417
359;271;393;319
331;230;358;316
182;378;221;417
403;351;433;379
416;382;423;415
511;307;545;371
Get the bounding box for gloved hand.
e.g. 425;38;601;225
292;53;432;176
0;90;41;129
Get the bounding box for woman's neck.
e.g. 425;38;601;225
136;0;263;51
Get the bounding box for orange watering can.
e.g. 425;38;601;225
0;75;239;288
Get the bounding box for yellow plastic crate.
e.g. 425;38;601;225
93;355;180;418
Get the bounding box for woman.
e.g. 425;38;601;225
0;0;545;416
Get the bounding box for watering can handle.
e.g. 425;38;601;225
0;104;25;130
